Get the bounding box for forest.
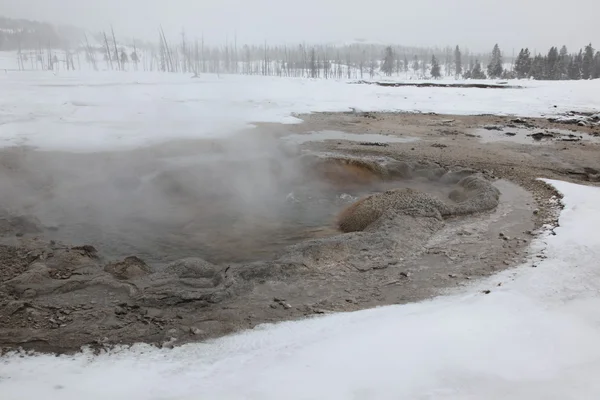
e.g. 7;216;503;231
2;16;599;80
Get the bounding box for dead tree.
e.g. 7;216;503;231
84;33;98;70
103;32;114;70
111;26;122;71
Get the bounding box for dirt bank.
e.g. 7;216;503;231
2;111;599;354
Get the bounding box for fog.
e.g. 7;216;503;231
2;0;599;51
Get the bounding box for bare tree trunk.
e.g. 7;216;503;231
181;29;187;73
201;34;205;73
103;32;114;70
17;34;23;71
132;40;139;71
193;39;199;76
84;34;98;71
234;31;238;74
111;26;121;71
159;26;174;72
263;40;268;76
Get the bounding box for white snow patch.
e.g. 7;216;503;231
2;179;600;399
0;71;599;152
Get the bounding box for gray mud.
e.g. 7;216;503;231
4;110;595;353
0;144;458;266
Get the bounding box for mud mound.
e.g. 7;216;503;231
105;256;152;280
338;173;500;232
450;175;501;215
338;188;449;232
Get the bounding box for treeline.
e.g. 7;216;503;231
514;45;600;80
12;30;490;80
4;15;599;81
381;43;600;80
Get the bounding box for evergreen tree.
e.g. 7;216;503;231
487;44;504;78
546;47;559;79
559;45;569;78
454;45;462;77
514;48;532;78
568;50;583;80
514;49;525;78
412;55;420;74
404;55;409;73
421;55;428;75
469;60;486;79
593;51;600;79
582;43;595;79
430;55;441;78
529;54;546;80
381;46;394;76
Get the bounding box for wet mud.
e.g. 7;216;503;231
2;110;599;353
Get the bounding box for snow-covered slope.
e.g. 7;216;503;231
1;179;600;399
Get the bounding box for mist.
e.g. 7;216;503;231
0;129;380;265
2;0;599;51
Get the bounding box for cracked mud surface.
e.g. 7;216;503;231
1;111;599;354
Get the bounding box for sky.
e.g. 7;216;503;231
1;0;599;52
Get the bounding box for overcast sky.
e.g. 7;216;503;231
1;0;599;52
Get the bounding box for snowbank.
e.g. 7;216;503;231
1;179;600;399
0;71;599;152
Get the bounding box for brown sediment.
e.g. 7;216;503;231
2;110;599;354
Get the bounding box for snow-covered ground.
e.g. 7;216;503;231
1;70;599;152
2;71;600;399
2;179;600;399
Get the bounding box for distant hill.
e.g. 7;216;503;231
0;16;84;50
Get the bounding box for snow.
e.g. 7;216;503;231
1;68;600;397
2;179;600;399
0;70;599;152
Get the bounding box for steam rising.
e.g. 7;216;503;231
0;133;339;264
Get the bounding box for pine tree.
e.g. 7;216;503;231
404;55;409;73
529;54;546;80
568;50;583;80
469;60;486;79
514;48;532;78
514;49;525;78
412;55;419;74
454;45;462;77
559;45;569;78
593;51;600;79
430;55;441;78
546;47;559;80
582;43;594;79
309;47;317;78
487;44;504;78
381;46;394;76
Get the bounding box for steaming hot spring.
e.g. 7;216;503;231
0;137;480;266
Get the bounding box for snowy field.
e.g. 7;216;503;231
1;70;599;152
2;180;600;399
2;70;600;399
